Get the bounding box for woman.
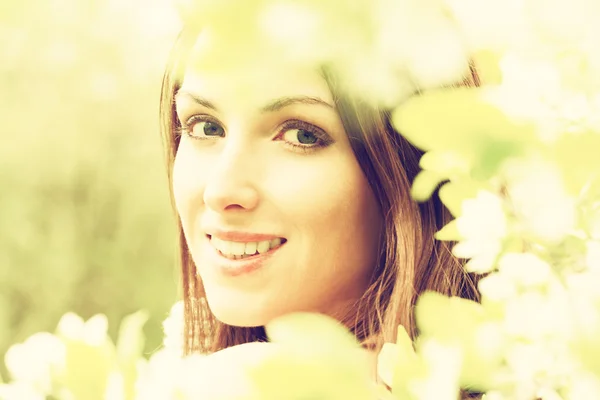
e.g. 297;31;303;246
159;3;480;359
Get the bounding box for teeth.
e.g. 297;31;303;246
210;236;284;257
245;242;257;255
214;238;231;255
230;241;246;256
257;240;271;254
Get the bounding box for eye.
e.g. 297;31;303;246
282;129;319;145
182;116;225;139
275;120;334;152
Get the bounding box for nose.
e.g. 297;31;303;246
203;142;260;212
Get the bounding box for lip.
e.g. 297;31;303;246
204;236;286;277
206;229;285;243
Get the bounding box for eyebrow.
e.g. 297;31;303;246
175;90;335;113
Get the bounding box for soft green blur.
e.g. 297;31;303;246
0;0;182;371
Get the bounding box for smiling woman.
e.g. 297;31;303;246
171;44;383;330
159;1;480;360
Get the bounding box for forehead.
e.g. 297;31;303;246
179;30;334;111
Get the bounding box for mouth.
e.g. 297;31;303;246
207;235;287;260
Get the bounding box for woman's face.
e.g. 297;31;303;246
172;34;383;327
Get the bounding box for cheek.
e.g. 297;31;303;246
267;151;382;277
263;156;352;226
270;153;377;233
171;143;207;231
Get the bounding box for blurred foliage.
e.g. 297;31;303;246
0;0;182;376
4;0;600;398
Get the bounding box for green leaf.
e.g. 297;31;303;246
395;326;415;358
419;149;471;176
471;135;526;180
391;343;427;400
254;313;376;399
415;292;504;390
377;343;399;388
435;219;461;241
377;327;418;389
411;170;446;202
572;325;600;376
265;312;359;350
116;310;149;363
61;338;117;400
392;89;474;151
392;88;519;151
249;347;376;400
388;327;426;400
552;132;600;196
392;88;536;194
438;180;482;217
116;310;149;400
416;292;483;342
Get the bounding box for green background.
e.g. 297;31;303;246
0;0;182;375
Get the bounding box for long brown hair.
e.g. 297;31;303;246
159;27;481;355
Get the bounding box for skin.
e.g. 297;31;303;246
171;32;383;328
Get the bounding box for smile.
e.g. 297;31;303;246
208;235;287;260
205;234;287;277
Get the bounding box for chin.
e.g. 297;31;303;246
202;283;303;328
208;300;276;328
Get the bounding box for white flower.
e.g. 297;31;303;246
497;252;552;288
483;47;600;140
473;322;505;360
586;240;600;272
104;370;125;400
564;372;600;399
135;342;277;399
409;340;462;400
526;0;600;47
162;301;184;356
453;190;508;273
3;332;65;395
443;0;530;52
178;342;277;399
503;340;577;400
478;272;517;302
504;159;576;244
565;269;600;334
375;0;469;90
483;55;564;142
134;349;188;400
0;381;46;400
503;282;571;341
259;2;321;62
56;313;109;346
376;343;400;388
